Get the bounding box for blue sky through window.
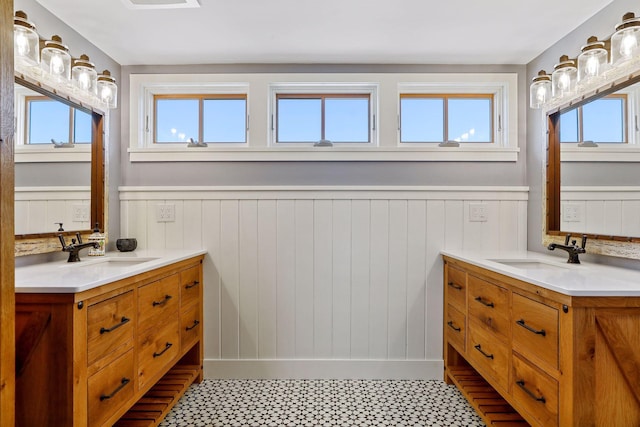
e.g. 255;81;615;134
28;99;91;144
277;99;322;142
401;96;491;143
156;99;199;143
325;98;369;142
203;99;247;143
560;97;625;143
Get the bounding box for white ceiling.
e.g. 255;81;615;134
34;0;614;66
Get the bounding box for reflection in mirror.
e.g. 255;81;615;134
558;81;640;239
14;83;91;236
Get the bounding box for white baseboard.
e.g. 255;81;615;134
203;359;444;380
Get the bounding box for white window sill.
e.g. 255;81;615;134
128;146;519;162
561;146;640;162
15;145;91;163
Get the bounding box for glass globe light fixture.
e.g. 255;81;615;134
40;35;71;82
13;10;39;67
72;54;97;94
530;70;552;109
577;36;608;83
97;70;118;109
611;12;640;65
552;55;577;99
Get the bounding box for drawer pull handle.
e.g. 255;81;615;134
474;296;494;308
473;344;494;359
100;316;130;334
447;282;463;290
185;280;200;289
153;342;173;358
516;319;546;336
447;321;461;332
100;377;130;401
152;295;172;307
186;319;200;331
516;380;546;404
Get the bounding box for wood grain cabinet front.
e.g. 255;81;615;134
87;290;135;367
443;256;640;427
15;255;205;427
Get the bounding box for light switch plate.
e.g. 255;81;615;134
469;203;488;222
156;204;175;222
72;204;89;222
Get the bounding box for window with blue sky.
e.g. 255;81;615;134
559;95;626;144
276;94;370;144
27;97;91;144
400;94;493;143
154;95;247;144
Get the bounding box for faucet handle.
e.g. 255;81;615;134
58;234;67;248
581;234;588;249
564;233;571;245
76;232;83;244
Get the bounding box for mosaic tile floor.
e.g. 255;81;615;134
158;379;486;427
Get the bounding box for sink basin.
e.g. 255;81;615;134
488;259;569;271
65;257;159;268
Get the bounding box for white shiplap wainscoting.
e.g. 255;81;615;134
120;186;528;379
561;187;640;237
15;186;91;235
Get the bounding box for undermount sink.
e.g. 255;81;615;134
65;257;159;268
488;259;570;271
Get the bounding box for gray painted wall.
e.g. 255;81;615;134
526;0;640;268
15;162;90;186
120;64;528;187
14;0;121;247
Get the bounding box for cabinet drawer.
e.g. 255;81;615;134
512;293;559;370
88;349;134;427
468;275;509;343
180;265;201;309
446;264;467;312
512;354;558;427
445;304;466;352
138;274;179;332
87;291;134;366
181;303;201;352
468;324;509;391
138;319;180;389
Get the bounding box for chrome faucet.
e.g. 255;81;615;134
547;233;587;264
58;232;99;262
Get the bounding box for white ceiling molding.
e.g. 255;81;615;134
120;0;199;10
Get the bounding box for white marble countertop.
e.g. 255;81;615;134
441;249;640;297
15;249;207;294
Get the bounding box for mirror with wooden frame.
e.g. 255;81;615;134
545;74;640;259
14;76;105;256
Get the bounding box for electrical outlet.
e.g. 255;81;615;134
72;205;89;222
563;203;582;222
156;204;175;222
469;203;488;222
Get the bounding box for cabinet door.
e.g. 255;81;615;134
467;324;509;391
180;264;201;309
138;274;180;333
181;303;202;353
138;319;180;389
445;304;466;352
87;291;135;366
512;353;558;427
88;349;135;427
468;275;510;343
446;264;467;313
512;293;558;370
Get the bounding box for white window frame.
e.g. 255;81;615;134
137;82;250;149
560;84;640;162
268;83;378;148
129;73;519;162
397;81;510;149
14;85;92;163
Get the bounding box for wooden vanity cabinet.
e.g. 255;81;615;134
15;256;204;427
443;256;640;427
